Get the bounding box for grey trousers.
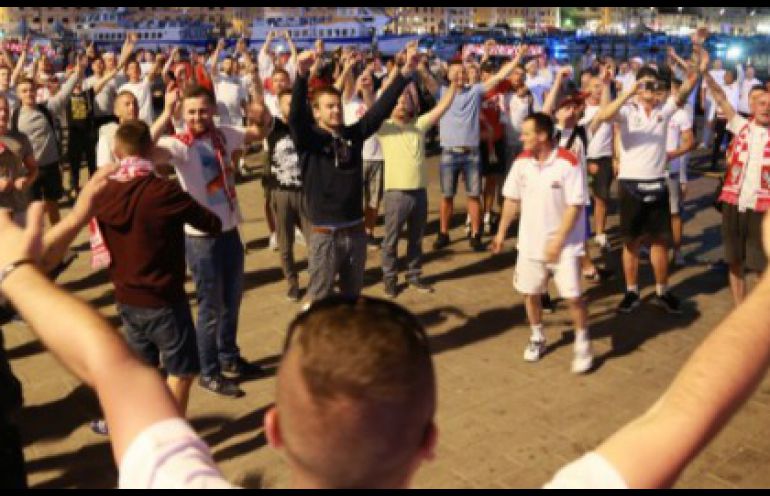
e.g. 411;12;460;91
307;223;367;301
381;189;428;283
271;188;311;288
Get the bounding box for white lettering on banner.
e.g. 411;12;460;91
462;44;544;59
0;41;57;57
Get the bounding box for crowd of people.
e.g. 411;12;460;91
1;25;770;488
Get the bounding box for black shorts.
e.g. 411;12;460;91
31;163;63;202
117;300;200;377
479;140;507;177
587;156;614;201
618;179;672;243
721;203;767;273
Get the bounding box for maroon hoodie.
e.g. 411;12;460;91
95;174;222;308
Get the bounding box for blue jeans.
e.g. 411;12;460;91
439;148;481;198
185;229;244;377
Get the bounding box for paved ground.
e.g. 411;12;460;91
5;151;770;488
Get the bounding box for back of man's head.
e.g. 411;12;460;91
114;120;153;159
266;296;437;489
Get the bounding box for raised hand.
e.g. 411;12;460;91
297;49;317;77
0;202;45;269
217;38;226;52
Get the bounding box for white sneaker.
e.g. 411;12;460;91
523;339;546;362
295;228;306;246
269;232;278;251
594;233;609;251
571;343;594;374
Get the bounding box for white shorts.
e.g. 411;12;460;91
667;176;682;215
514;255;582;299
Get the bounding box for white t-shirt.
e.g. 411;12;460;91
666;105;693;179
543;452;628;489
614;98;678;181
615;72;636;94
525;73;551;108
738;77;762;115
501;91;538;146
581;104;613;159
343;96;383;161
118;79;154;127
502;147;588;261
84;76;118;118
96;122;119;168
119;418;628;489
264;92;281;118
214;75;248;127
727;114;770;213
157;125;246;235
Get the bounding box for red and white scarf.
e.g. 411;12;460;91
719;118;770;212
89;157;155;270
173;127;237;211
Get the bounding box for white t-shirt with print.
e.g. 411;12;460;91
614;97;678;180
157;125;246;235
727;114;770;213
502;147;588;261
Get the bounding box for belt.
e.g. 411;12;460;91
447;146;475;154
312;223;365;235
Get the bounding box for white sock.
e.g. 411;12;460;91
656;284;667;297
530;324;545;342
627;285;639;295
574;328;590;352
484;212;491;224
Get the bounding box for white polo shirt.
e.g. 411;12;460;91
581;104;613;159
501;91;540;146
727;114;770;213
614;98;678;181
502;147;588;261
666;104;693;180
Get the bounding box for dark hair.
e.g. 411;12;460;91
749;84;767;97
182;84;216;106
524;112;554;141
480;61;497;74
636;66;661;82
311;85;342;108
114;120;153;158
272;68;290;80
448;59;464;68
277;88;293;100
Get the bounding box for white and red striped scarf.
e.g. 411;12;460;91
172;127;237;211
89;157;155;270
719;118;770;212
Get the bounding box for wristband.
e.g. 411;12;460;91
0;258;35;288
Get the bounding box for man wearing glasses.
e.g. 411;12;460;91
288;43;421;303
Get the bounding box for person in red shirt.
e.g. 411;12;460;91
479;62;511;234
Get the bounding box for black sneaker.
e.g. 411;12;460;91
541;293;556;314
617;292;641;314
433;232;450;250
384;279;398;299
199;375;244;398
407;278;434;294
469;233;485;252
220;357;266;378
651;291;682;315
287;285;301;302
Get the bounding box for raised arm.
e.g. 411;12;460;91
482;44;528;94
593;79;640;125
589;65;615;135
284;30;298;66
10;37;30;87
46;56;86;114
423;81;459;128
208;38;226;77
416;58;440;97
700;48;735;123
288;50;317;151
595;213;770;488
671;47;701;108
333;54;356;101
92;34;135;96
0;201;180;466
542;66;571;117
354;46;419;140
150;84;180;142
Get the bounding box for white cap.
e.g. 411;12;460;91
631;56;644;66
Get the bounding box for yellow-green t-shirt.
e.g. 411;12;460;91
377;114;433;191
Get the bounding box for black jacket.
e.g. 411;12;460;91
289;72;412;225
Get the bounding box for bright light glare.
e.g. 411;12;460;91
726;46;742;60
